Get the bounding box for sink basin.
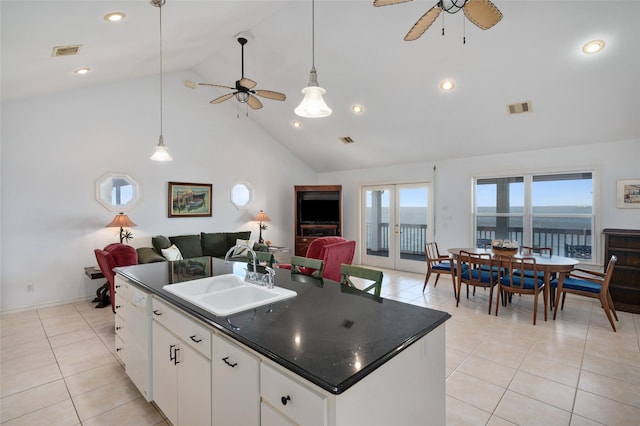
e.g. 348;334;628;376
163;273;297;316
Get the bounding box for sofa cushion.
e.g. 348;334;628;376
161;244;184;261
169;234;203;258
225;231;251;250
152;235;172;254
201;232;228;258
137;247;167;263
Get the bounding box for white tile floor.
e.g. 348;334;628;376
1;268;639;425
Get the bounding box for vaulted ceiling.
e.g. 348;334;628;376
2;1;639;172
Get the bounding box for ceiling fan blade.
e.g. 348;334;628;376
199;83;234;90
210;93;234;104
247;95;263;110
373;0;412;6
254;90;286;101
404;5;442;41
239;78;257;89
463;0;503;30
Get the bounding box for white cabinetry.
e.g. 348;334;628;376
152;298;212;426
116;276;154;401
211;333;260;426
260;363;327;426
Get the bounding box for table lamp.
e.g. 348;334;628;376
253;210;271;244
106;212;137;243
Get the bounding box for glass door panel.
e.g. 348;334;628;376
362;186;394;269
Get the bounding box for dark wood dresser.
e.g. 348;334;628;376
603;228;640;314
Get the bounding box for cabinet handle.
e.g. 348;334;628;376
115;305;121;310
153;310;162;316
174;347;180;365
190;335;202;343
222;356;237;368
169;344;176;361
116;347;122;352
115;284;120;289
115;326;122;331
281;395;291;406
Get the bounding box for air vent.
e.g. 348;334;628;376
52;45;81;57
507;101;532;115
339;136;355;144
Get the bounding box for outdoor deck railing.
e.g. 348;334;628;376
365;223;593;260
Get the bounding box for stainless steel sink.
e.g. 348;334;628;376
162;273;297;316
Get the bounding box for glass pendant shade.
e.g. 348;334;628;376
150;135;172;161
294;67;332;118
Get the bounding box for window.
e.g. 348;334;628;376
474;172;594;261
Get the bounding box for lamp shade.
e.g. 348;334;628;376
295;86;332;118
253;210;271;222
150;135;172;161
106;213;137;228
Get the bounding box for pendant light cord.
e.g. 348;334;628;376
311;0;315;69
159;1;164;138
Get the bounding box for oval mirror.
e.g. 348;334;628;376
96;172;141;211
230;182;254;209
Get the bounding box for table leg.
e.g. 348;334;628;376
543;271;549;321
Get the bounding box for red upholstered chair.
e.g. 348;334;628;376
94;243;138;313
280;237;356;282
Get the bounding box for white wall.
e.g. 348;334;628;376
0;71;317;312
320;139;640;266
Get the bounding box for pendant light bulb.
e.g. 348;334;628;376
150;135;172;161
295;0;331;118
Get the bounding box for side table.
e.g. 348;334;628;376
84;266;110;308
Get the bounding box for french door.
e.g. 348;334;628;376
361;183;432;273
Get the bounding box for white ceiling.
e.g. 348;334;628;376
2;0;639;172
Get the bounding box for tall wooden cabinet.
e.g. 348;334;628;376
603;228;640;314
294;185;342;256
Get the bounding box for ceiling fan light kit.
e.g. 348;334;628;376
150;0;172;162
295;0;332;118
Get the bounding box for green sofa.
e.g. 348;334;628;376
137;231;268;264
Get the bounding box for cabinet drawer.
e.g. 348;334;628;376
261;363;327;426
152;298;211;359
115;275;133;303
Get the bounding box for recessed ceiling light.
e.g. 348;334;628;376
292;120;303;128
440;80;455;91
104;12;126;22
351;104;364;114
74;68;91;75
582;39;605;54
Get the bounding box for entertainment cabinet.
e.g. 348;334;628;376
295;185;342;256
603;228;640;314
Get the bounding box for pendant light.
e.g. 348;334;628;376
294;0;332;118
150;0;172;161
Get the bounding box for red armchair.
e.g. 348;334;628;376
280;237;356;282
94;243;138;313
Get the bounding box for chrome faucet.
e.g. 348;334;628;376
261;266;276;289
224;244;258;282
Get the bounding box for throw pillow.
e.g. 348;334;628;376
232;239;255;257
161;244;183;261
152;235;172;254
225;231;251;251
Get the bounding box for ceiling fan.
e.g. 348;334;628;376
374;0;502;41
199;37;286;110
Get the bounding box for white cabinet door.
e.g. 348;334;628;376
261;401;296;426
211;333;259;426
178;343;211;426
152;322;178;426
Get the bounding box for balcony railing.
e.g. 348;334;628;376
365;223;593;261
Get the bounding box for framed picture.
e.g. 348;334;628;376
168;182;212;217
616;179;640;209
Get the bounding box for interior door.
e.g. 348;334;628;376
361;183;431;273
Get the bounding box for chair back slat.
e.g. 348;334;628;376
290;255;324;278
500;255;541;290
340;264;384;297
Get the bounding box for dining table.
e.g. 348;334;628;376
448;248;580;321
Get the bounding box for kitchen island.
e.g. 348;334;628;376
115;256;450;426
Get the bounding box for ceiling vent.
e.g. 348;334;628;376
339;136;355;144
52;45;81;57
507;101;532;115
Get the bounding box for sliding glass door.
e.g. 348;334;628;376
361;183;431;273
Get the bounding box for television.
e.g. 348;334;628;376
299;199;340;223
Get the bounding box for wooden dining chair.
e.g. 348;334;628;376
289;255;324;279
424;242;458;298
457;251;499;314
552;255;618;332
517;246;553;279
496;255;547;325
248;251;276;274
340;264;384;297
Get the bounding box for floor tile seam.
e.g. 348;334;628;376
504;381;576;414
445;393;495;418
71;385;145;423
0;379;72;424
447;369;508;395
574;387;640;414
577;368;640;400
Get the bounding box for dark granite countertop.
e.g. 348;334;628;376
115;257;450;394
